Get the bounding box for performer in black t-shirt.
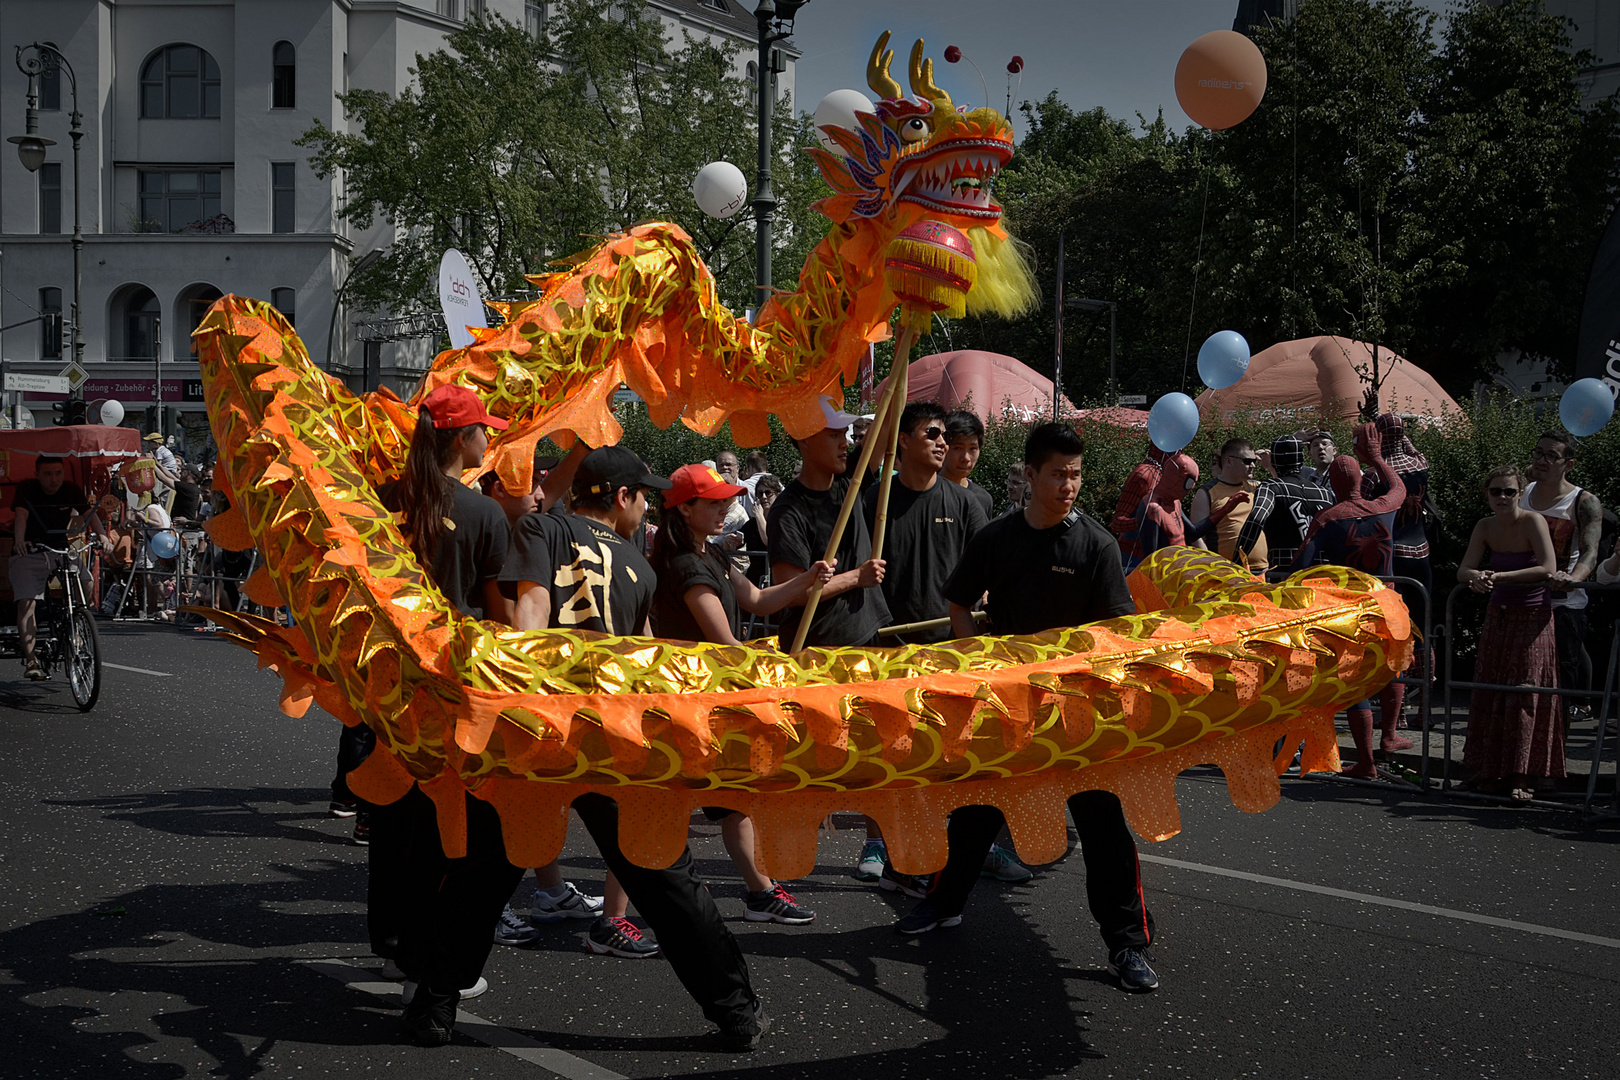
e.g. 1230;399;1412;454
767;397;890;880
766;396;888;649
368;386;524;1046
9;455;109;680
649;462;833;927
898;423;1163;994
504;446;767;1050
943;410;995;519
861;402;989;645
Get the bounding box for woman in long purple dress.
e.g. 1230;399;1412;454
1457;465;1560;802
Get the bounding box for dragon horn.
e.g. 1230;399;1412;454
868;31;902;101
908;38;952;108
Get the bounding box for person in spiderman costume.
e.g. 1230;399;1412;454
1293;422;1411;778
1112;444;1171;564
1119;451;1251;574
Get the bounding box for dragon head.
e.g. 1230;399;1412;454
812;33;1015;232
809;33;1035;321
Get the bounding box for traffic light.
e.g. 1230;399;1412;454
54;398;87;426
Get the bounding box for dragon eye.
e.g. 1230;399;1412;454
900;117;930;143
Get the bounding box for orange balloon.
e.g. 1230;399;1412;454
1175;30;1267;131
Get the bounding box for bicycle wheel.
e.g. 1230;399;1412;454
66;607;102;711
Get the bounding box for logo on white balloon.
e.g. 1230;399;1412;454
438;248;487;350
813;89;876;157
693;161;749;219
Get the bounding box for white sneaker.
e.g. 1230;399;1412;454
402;976;487;1004
529;881;604;923
493;904;541;946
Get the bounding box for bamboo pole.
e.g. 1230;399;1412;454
874;609;989;639
869;326;915;562
786;360;906;653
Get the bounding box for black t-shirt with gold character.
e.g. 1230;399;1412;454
501;510;655;635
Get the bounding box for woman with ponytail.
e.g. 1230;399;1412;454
385;386;512;621
369;385;522;1046
650;463;834;926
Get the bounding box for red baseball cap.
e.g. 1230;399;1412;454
422;384;509;430
664;463;746;507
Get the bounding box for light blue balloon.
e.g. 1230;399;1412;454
1197;330;1251;390
1559;378;1615;438
150;529;180;560
1148;392;1201;453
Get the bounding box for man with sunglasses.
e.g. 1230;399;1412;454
1189;438;1269;576
860;401;988;646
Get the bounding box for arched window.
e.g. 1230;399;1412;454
272;41;295;108
271;287;297;329
140;45;222;118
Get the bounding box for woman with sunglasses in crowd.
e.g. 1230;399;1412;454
649;463;835;925
1456;464;1561;803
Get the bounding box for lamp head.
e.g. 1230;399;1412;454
776;0;808;25
8;133;53;172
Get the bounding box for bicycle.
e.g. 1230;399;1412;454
1;540;103;711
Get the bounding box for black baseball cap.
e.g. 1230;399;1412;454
572;446;672;498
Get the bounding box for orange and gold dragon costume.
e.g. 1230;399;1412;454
193;35;1410;876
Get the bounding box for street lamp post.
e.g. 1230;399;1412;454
11;43;85;387
752;1;806;316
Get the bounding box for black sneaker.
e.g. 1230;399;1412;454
328;800;359;818
895;900;963;935
878;864;931;899
352;812;371;846
586;916;659;958
744;883;815;925
716;1000;770;1052
1108;948;1159;992
402;985;457;1046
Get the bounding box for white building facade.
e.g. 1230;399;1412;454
0;0;794;450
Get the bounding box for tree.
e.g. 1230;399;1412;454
297;0;827;323
968;0;1620;400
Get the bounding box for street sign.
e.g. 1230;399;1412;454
4;372;70;394
59;361;89;390
1118;394;1148;406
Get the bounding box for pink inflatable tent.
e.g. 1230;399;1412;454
1195;336;1463;426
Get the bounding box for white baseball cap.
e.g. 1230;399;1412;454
819;394;863;430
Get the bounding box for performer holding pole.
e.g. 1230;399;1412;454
790;221;979;650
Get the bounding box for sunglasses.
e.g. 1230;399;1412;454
909;425;947;441
1488;486;1519;498
1236;457;1260;466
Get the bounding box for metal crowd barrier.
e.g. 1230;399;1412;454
1439;579;1620;818
101;522;268;626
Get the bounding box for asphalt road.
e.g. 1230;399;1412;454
3;623;1619;1080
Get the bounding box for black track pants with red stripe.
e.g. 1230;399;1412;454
925;790;1154;954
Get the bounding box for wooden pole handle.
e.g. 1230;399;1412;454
868;326;916;562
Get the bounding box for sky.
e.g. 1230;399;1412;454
784;0;1450;139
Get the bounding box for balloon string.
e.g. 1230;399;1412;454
1180;167;1213;394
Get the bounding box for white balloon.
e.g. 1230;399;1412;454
813;88;876;156
692;161;749;219
99;398;125;426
